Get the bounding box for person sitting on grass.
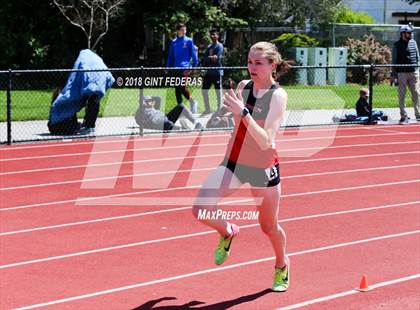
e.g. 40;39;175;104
355;88;387;121
48;49;114;135
356;88;370;118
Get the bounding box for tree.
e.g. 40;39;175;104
334;5;375;24
219;0;343;28
53;0;126;50
0;0;82;69
294;0;344;28
404;0;420;4
0;0;348;68
145;0;246;45
219;0;290;25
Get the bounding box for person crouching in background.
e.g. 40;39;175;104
48;49;114;135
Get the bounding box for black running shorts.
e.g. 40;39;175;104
221;158;280;187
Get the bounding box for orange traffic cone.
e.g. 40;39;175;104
355;274;371;292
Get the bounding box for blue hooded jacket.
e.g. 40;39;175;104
49;49;115;124
166;36;198;68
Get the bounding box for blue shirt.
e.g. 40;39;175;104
166;35;198;68
49;49;114;124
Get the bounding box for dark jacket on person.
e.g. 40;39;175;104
203;42;224;76
392;38;419;76
356;97;370;117
141;107;166;130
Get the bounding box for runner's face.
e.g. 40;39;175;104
247;50;275;81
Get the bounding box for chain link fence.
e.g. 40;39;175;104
330;23;420;48
1;65;419;144
227;24;419;52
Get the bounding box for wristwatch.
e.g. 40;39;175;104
240;107;250;118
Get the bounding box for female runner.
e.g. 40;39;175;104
192;41;290;291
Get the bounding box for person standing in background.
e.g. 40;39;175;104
167;23;199;113
391;24;420;124
201;29;224;115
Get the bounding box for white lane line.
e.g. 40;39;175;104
1;195;418;237
281;179;420;198
284;163;420;179
0;185;200;212
282;150;420;165
279;274;420;310
1;202;419;268
0;198;253;236
1;141;226;162
0;153;222;176
0;133;231;151
2;123;420;152
2;140;419;176
0;125;395;152
367;127;409;134
2;162;419;192
0;167;212;191
1;174;419;212
1;132;419;162
13;230;420;310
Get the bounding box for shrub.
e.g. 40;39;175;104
345;34;391;84
271;33;319;54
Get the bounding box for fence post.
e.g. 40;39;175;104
139;66;144;136
368;65;375;125
218;74;223;111
6;69;12;145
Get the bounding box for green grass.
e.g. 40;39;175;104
286;83;406;109
0;84;407;122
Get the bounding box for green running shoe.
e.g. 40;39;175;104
214;224;239;265
272;261;290;292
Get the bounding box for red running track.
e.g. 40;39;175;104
0;124;419;309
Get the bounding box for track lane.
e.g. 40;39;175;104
3;229;418;309
1;143;419;207
1;130;418;169
44;235;419;310
1;163;419;231
1;143;420;188
1;196;419;266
